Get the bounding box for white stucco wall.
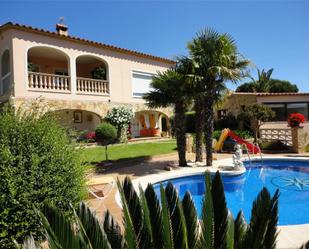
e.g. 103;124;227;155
6;28;172;104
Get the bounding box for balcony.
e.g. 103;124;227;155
27;47;110;96
28;72;70;93
76;77;109;95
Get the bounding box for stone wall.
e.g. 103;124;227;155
12;97;173;119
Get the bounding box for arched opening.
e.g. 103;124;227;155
1;50;11;95
76;55;109;95
27;46;70;92
52;109;102;131
131;110;170;138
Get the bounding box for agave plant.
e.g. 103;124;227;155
17;171;280;249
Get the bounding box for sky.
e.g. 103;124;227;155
1;0;309;91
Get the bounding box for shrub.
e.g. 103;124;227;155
0;105;86;247
95;123;117;160
213;130;253;141
288;113;305;127
259;140;290;151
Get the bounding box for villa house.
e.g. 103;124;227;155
0;22;174;137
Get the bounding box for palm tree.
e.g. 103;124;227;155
188;28;251;166
18;172;280;249
143;59;192;166
252;68;274;92
174;56;205;163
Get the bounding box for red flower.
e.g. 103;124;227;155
287;113;305;127
85;131;96;140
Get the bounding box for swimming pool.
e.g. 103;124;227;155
153;159;309;225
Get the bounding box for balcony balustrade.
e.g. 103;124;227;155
28;72;70;93
76;77;109;95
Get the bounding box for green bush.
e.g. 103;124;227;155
95;123;117;145
0;106;86;247
259;140;290;151
95;123;117;160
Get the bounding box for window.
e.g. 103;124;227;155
265;103;286;121
132;71;154;98
265;102;309;121
1;50;11;95
287;103;308;119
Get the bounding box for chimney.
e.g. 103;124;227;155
56;18;68;36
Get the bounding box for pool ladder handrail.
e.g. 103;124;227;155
242;143;252;165
254;142;263;164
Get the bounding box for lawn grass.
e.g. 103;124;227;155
80;139;177;165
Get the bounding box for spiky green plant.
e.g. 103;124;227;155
17;171;283;249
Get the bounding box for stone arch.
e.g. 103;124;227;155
1;49;11;95
75;54;109;81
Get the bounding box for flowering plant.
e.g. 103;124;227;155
105;106;134;142
106;106;134;129
85;131;96;140
287;113;305;127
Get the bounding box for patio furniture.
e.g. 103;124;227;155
86;176;115;200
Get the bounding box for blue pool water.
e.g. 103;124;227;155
153;159;309;225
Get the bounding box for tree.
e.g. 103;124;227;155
236;70;298;93
251;68;273;92
95;122;117;161
143;59;192;166
0;104;86;247
235;82;256;92
240;104;275;142
188;28;250;166
268;79;298;93
18;172;280;249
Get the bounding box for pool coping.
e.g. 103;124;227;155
115;156;309;248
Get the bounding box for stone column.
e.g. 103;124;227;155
69;56;76;95
291;127;307;153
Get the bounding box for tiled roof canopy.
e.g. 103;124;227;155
233;92;309;96
0;22;176;64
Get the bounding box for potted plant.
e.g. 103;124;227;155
91;66;107;80
288;113;305;127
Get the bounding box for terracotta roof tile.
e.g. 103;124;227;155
233;92;309;96
0;22;176;64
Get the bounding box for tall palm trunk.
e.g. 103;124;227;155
194;96;204;162
174;103;187;166
204;95;214;166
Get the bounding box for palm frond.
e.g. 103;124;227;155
116;179;138;249
40;205;86;249
160;184;174;249
122;176;152;248
211;171;229;249
77;202;111;249
234;211;247;249
103;210;124;249
225;211;235;249
165;182;188;249
263;189;279;249
182;191;200;249
144;184;164;249
201;171;214;249
242;187;279;248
